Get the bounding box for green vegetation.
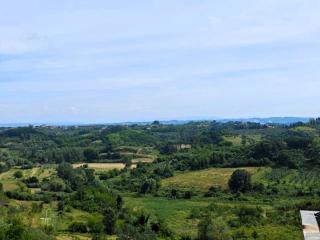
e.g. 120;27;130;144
228;169;252;193
1;118;320;239
161;167;259;193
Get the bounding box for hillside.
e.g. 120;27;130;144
0;119;320;239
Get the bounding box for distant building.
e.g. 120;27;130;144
175;144;192;150
300;210;320;240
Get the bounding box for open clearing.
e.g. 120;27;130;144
131;157;154;163
0;165;55;191
161;167;262;193
72;163;137;170
223;135;262;146
124;196;210;237
124;195;300;239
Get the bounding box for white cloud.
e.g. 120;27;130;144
0;0;320;122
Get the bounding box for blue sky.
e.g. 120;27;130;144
0;0;320;123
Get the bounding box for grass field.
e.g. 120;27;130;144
124;195;210;237
223;136;242;146
124;195;301;239
161;167;262;193
56;234;91;240
0;165;55;191
117;145;157;163
292;126;318;134
223;135;262;146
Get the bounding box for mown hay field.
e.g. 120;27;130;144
72;162;137;171
161;167;262;193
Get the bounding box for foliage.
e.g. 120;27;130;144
228;169;252;193
198;216;232;240
14;171;23;179
1;120;320;239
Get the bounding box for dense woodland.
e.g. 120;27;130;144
1;118;320;239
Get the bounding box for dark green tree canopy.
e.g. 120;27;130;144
228;169;252;193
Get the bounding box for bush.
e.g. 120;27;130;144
68;222;88;233
237;206;263;226
41;178;66;192
204;186;224;197
183;191;193;199
198;216;232;240
150;218;172;237
23;176;40;188
14;171;23;179
87;216;104;236
103;208;117;234
139;178;159;194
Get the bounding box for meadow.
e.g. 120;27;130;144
161;167;261;193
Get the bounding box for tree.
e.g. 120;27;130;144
307;140;320;165
123;157;132;169
152;120;161;125
159;143;176;155
57;162;73;180
237;206;263;226
57;201;65;215
116;195;123;210
68;222;87;233
6;218;25;240
198;216;232;240
84;148;99;162
228;169;251;193
14;170;23;179
276;150;304;169
103;207;117;234
87;216;104;240
139;178;158;194
41;177;66;192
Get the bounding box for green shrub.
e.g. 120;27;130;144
68;222;88;233
14;171;23;179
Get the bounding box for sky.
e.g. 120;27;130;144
0;0;320;123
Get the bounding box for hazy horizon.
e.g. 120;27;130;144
1;1;320;123
0;116;313;127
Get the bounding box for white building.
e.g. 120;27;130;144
301;210;320;240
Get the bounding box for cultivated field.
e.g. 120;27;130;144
161;167;261;193
254;167;320;188
223;134;262;146
0;165;55;191
72;162;137;170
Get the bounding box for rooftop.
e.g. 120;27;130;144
301;210;320;240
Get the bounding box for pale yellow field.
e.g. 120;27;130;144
223;136;242;145
132;157;154;163
161;167;261;193
1;181;19;191
56;234;91;240
72;163;137;170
